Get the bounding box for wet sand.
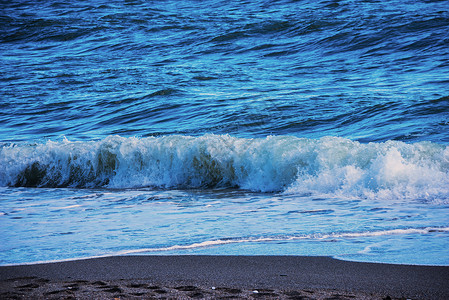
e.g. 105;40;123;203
1;256;448;299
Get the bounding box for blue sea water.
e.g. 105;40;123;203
1;0;449;266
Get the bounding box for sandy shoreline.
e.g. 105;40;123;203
1;255;448;299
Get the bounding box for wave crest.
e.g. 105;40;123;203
1;135;448;201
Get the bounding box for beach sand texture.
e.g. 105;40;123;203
1;256;448;299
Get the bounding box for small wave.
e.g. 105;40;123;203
117;226;449;254
1;135;448;201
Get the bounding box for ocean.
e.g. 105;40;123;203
1;0;448;266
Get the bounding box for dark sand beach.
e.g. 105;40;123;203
1;256;448;299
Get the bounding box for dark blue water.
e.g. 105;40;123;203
1;0;448;142
1;0;449;265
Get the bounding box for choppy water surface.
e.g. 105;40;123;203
1;0;448;265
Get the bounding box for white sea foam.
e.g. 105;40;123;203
1;135;448;201
115;226;449;254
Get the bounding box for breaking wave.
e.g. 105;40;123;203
1;135;448;201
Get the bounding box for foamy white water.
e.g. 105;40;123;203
1;135;448;201
117;226;449;254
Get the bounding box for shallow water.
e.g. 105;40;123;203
1;186;448;265
1;0;448;265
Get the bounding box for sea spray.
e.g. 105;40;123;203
286;138;449;201
1;135;448;201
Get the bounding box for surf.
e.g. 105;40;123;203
1;134;448;201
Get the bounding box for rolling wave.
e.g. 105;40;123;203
1;1;448;143
1;135;448;201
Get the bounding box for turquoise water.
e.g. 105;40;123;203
1;0;448;265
